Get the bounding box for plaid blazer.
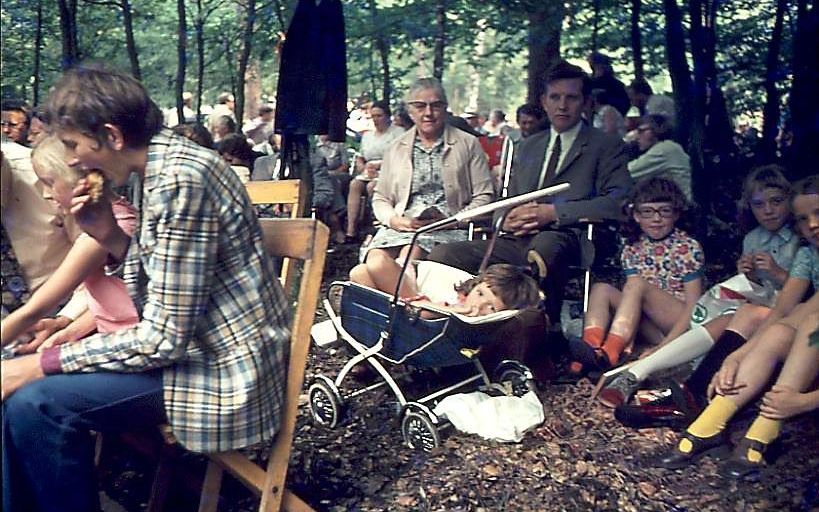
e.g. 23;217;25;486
57;130;290;452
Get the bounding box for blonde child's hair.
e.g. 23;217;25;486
31;134;81;184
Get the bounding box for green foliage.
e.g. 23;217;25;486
0;0;795;128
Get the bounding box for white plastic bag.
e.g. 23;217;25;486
432;390;545;443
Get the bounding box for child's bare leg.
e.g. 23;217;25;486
570;283;621;372
349;263;376;288
724;304;772;338
366;248;417;297
584;282;621;333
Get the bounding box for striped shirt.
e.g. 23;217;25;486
46;130;290;452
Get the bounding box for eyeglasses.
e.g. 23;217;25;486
407;100;448;112
637;125;652;133
1;121;21;128
635;205;676;219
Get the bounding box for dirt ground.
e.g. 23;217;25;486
99;239;819;512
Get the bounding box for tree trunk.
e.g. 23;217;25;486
121;0;141;80
788;0;819;179
195;0;205;122
33;0;43;104
591;0;601;53
175;0;187;126
662;0;704;201
688;0;735;158
432;0;446;80
526;3;563;104
368;0;390;102
57;0;80;69
630;0;644;81
760;0;787;163
235;0;257;132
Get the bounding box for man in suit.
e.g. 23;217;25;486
428;60;632;336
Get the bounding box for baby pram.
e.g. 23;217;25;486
306;183;570;451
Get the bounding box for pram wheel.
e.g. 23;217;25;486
493;360;536;397
401;404;440;452
308;375;344;428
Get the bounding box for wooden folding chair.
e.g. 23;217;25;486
245;179;309;294
148;218;328;512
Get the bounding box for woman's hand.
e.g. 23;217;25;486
389;216;423;232
1;354;45;401
708;357;746;398
759;384;812;419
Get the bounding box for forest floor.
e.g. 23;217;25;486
99;220;819;512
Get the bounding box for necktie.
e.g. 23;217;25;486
539;134;562;188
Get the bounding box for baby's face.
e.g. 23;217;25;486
463;282;507;316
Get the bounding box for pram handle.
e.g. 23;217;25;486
393;182;571;303
414;182;571;235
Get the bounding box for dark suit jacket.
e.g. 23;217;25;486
506;123;632;227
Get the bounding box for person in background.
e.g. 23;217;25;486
208;91;235;137
483;109;508;136
597;104;626;139
588;52;631;117
243;104;275;146
461;111;484;134
392;103;414;129
515;103;547;140
26;108;47;146
164;91;196;128
345;100;405;243
629;114;692;200
211;115;236;144
2;100;29;145
171;122;214;149
218;133;263;184
627;78;654;117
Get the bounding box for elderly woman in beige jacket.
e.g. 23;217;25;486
350;77;494;297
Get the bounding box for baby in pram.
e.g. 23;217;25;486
350;256;541;317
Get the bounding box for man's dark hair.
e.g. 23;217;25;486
370;100;392;118
542;60;592;98
172;122;214;149
1;98;29;115
516;103;546;121
45;66;162;148
218;133;260;166
628;78;653;97
644;114;674;141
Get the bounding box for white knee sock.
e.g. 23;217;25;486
629;325;715;382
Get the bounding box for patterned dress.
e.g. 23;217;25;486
620;227;704;300
363;137;470;258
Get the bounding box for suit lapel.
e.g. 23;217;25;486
556;125;589;177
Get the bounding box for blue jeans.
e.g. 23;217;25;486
3;371;165;512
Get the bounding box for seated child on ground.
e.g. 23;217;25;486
571;177;704;374
351;258;541;317
653;175;819;475
600;166;799;407
0;135;139;352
